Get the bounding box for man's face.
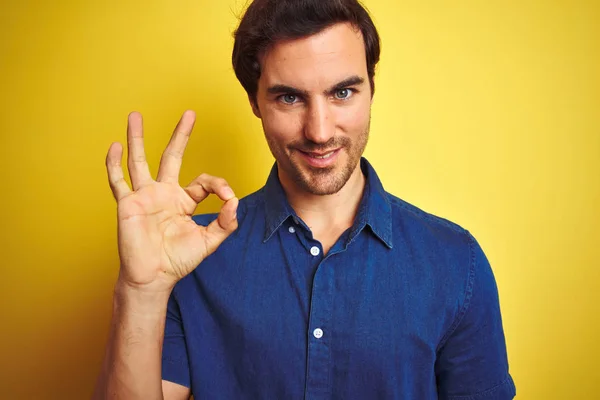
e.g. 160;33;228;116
253;22;372;195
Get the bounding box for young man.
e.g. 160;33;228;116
95;0;516;399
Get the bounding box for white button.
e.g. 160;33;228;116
288;226;296;233
293;217;299;225
313;328;323;339
310;246;320;256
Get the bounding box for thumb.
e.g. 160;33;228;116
203;197;239;253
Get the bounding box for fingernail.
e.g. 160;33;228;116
224;187;234;198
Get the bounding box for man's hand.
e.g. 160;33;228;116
105;110;239;293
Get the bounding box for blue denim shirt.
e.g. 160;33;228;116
162;158;516;399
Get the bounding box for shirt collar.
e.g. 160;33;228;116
262;163;298;242
262;157;393;248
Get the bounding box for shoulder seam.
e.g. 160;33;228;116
387;194;466;235
436;230;477;351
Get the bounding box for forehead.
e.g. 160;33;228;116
259;22;367;89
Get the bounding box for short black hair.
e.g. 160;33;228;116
232;0;381;103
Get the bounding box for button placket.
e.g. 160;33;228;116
305;254;334;398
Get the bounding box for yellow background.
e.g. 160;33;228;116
1;0;598;398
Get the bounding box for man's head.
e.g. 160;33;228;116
232;0;381;195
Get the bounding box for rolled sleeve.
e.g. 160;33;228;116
161;290;191;388
435;232;516;400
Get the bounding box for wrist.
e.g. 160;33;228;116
113;279;173;317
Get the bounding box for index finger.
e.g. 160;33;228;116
156;110;196;183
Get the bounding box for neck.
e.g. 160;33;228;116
279;162;366;236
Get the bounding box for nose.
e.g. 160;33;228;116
303;98;335;144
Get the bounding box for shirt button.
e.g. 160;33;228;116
313;328;323;339
288;226;296;233
293;217;299;225
310;246;320;256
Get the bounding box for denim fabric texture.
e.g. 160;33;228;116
162;158;516;399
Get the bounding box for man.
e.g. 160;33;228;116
94;0;516;399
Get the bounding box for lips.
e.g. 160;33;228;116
305;151;336;159
297;148;341;168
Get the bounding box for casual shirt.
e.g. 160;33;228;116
162;158;516;399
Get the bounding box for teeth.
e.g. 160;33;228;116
312;152;334;159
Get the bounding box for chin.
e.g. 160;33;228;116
296;164;353;196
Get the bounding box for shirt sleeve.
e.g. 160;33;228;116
435;232;516;400
161;289;191;388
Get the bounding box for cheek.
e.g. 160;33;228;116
261;106;304;142
335;99;371;132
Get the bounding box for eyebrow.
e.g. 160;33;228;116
266;75;365;97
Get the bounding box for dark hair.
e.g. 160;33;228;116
232;0;381;103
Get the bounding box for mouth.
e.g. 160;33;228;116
304;150;337;159
297;148;341;168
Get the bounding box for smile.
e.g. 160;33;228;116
298;148;342;168
309;151;336;159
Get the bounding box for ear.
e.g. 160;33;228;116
249;95;262;119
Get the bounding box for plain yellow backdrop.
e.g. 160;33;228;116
1;0;598;398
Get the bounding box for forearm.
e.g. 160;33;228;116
93;281;172;400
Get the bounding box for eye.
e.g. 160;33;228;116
280;94;299;104
334;88;353;100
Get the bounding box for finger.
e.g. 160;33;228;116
203;196;239;253
183;173;236;204
126;111;153;189
105;142;132;201
156;110;196;183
